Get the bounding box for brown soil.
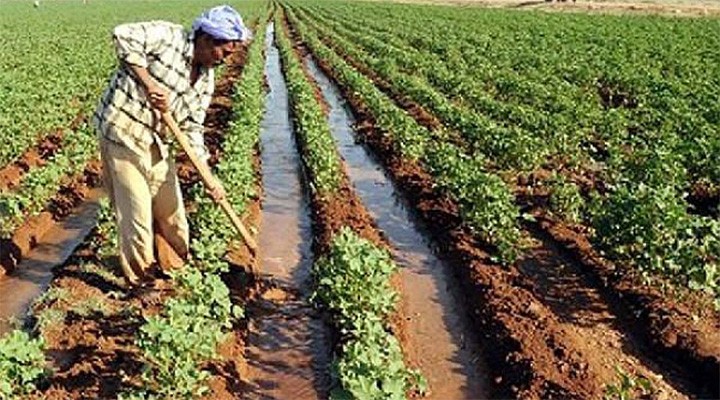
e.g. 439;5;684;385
286;13;610;399
381;0;720;17
292;12;712;398
597;81;639;110
32;235;159;400
0;159;102;276
531;209;720;398
517;179;719;397
687;180;719;217
0;113;85;192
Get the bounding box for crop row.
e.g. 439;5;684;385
284;5;522;264
273;12;424;398
300;1;720;188
289;2;720;305
0;125;96;239
295;4;550;172
0;1;265;169
125;12;268;398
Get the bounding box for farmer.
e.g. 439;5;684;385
93;5;251;286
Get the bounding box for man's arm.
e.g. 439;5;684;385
112;22;174;111
128;64;168;112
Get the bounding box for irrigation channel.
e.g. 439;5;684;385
240;21;493;397
304;56;489;398
242;23;329;398
0;190;103;335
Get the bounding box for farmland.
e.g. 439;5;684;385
1;0;719;399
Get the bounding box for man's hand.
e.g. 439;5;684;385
207;180;227;202
147;84;169;112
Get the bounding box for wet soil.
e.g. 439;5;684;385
0;189;103;335
1;159;102;276
240;23;329;399
305;54;490;399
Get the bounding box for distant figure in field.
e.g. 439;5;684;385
93;6;251;286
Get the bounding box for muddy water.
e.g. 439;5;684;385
305;57;490;399
242;23;327;399
0;189;103;335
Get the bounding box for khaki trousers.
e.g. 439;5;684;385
100;138;189;284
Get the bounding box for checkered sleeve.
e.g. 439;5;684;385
112;22;173;68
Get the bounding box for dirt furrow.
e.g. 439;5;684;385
517;222;696;398
240;22;328;399
0;188;103;335
1;159;102;276
0;113;85;192
529;208;720;398
303;53;490;399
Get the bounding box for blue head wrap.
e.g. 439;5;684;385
191;5;251;42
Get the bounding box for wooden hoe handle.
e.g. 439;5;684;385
161;112;258;255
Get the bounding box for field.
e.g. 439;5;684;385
0;0;718;399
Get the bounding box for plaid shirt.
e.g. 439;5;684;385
93;21;213;164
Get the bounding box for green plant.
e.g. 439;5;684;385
603;366;653;400
286;9;522;263
547;173;584;224
274;16;425;396
333;318;426;400
33;308;66;335
0;126;96;239
592;183;720;303
274;13;343;195
0;330;47;397
32;286;70;309
313;227;426;398
69;295;112;318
